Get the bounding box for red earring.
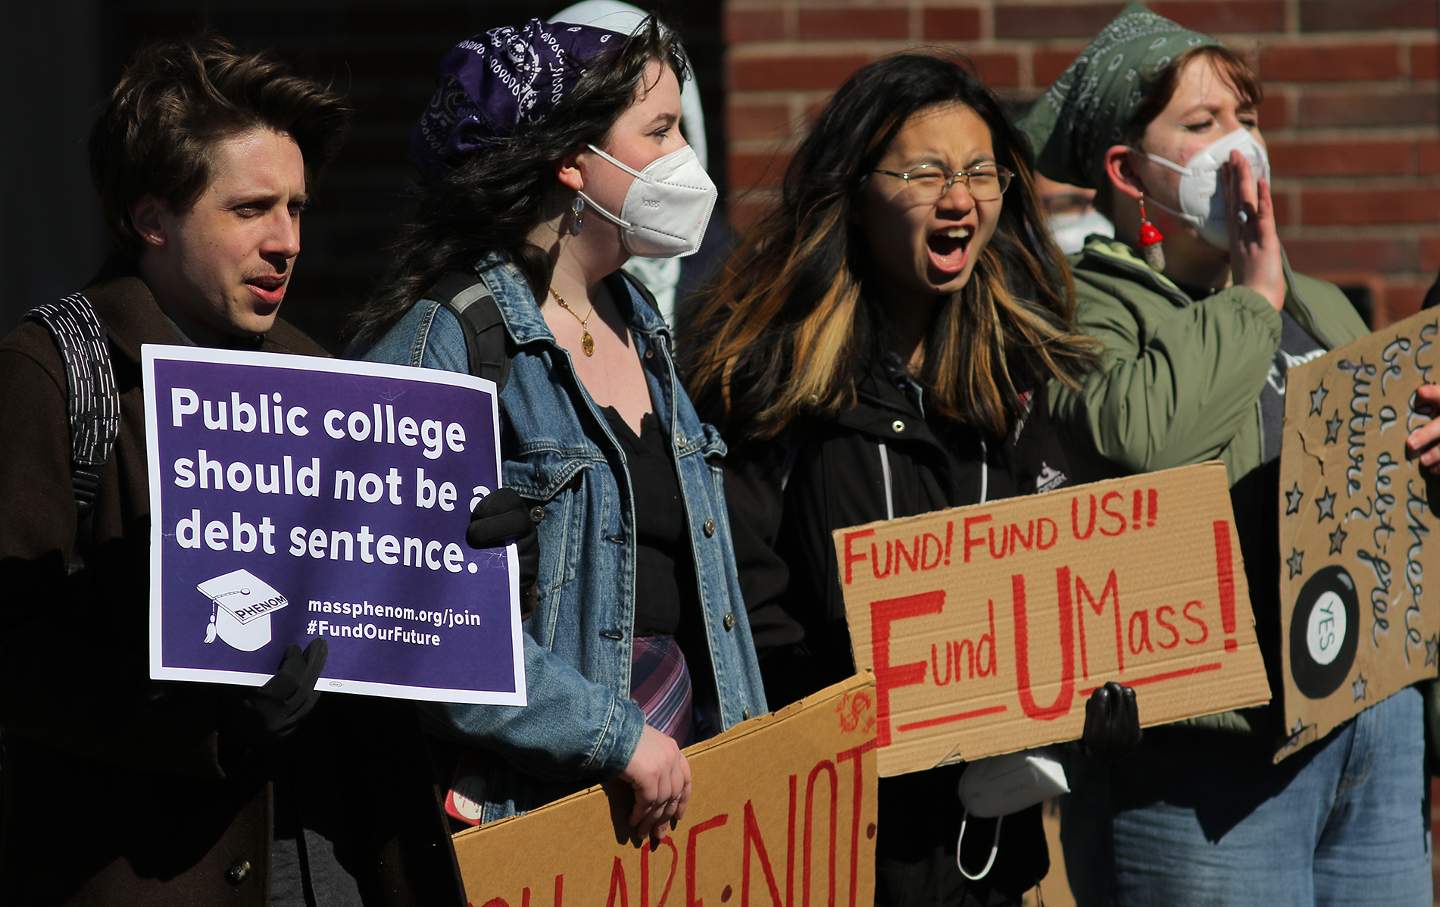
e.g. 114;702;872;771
1137;195;1165;271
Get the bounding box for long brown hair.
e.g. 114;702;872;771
681;53;1095;441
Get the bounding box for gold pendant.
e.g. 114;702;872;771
581;329;595;357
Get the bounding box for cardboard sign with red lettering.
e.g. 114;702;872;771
1276;309;1440;761
452;674;878;907
834;462;1271;777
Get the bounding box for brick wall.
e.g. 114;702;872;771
724;0;1440;326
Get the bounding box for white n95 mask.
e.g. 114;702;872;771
579;143;718;259
1142;127;1270;250
954;748;1070;881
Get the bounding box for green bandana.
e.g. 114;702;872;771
1019;2;1216;188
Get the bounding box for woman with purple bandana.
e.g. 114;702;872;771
352;18;767;845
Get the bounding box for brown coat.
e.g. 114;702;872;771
0;276;464;905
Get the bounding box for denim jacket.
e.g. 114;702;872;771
363;254;767;823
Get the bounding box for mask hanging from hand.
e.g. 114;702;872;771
578;144;717;259
1141;127;1270;250
954;748;1070;881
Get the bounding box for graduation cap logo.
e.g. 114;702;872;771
198;569;289;652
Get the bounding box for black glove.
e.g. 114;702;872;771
219;639;327;773
467;487;540;614
1081;681;1141;758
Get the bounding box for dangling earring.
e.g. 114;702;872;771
1137;194;1165;272
569;196;585;236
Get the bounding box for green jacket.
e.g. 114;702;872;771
1048;239;1367;736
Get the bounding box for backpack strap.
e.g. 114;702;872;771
426;271;511;391
24;293;120;519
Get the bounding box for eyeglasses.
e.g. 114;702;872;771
871;163;1014;202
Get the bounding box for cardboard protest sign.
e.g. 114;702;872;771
1277;309;1440;759
453;674;878;907
834;462;1270;777
142;345;525;705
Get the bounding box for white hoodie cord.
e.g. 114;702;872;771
956;811;1003;881
878;441;895;520
956;440;993;881
881;434;985;518
978;437;989;505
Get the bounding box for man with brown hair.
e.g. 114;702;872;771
0;36;463;904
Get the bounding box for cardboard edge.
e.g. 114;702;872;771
451;672;877;844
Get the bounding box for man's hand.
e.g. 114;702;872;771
1406;384;1440;474
467;488;540;613
1081;681;1141;758
220;639;327;774
619;724;691;846
242;639;327;739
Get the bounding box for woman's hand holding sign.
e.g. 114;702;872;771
621;724;692;846
1081;681;1142;758
1404;384;1440;473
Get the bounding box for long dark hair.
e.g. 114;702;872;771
682;53;1095;441
348;17;688;345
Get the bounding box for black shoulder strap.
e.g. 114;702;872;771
24;292;120;519
427;271;511;391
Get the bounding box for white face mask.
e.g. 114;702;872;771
1142;127;1270;250
578;143;718;259
954;747;1070;881
1048;209;1114;255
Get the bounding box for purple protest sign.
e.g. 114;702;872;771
142;345;525;705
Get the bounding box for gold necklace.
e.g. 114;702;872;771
548;286;595;357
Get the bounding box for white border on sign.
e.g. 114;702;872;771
142;343;527;707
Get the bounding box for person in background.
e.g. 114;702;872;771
351;17;766;844
682;52;1138;907
1034;173;1113;255
0;35;464;904
554;0;733;331
1023;4;1440;904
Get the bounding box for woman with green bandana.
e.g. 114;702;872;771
1023;4;1440;904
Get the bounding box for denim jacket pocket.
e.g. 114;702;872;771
504;447;594;647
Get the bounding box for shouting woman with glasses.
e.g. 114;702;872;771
681;53;1137;906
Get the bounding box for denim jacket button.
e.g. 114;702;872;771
742;708;752;720
722;612;736;631
529;506;545;524
644;348;654;360
703;518;716;538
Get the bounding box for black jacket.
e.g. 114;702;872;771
721;355;1082;904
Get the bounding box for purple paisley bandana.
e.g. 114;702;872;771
411;18;622;175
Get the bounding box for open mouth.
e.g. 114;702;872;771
926;226;973;276
244;275;288;307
